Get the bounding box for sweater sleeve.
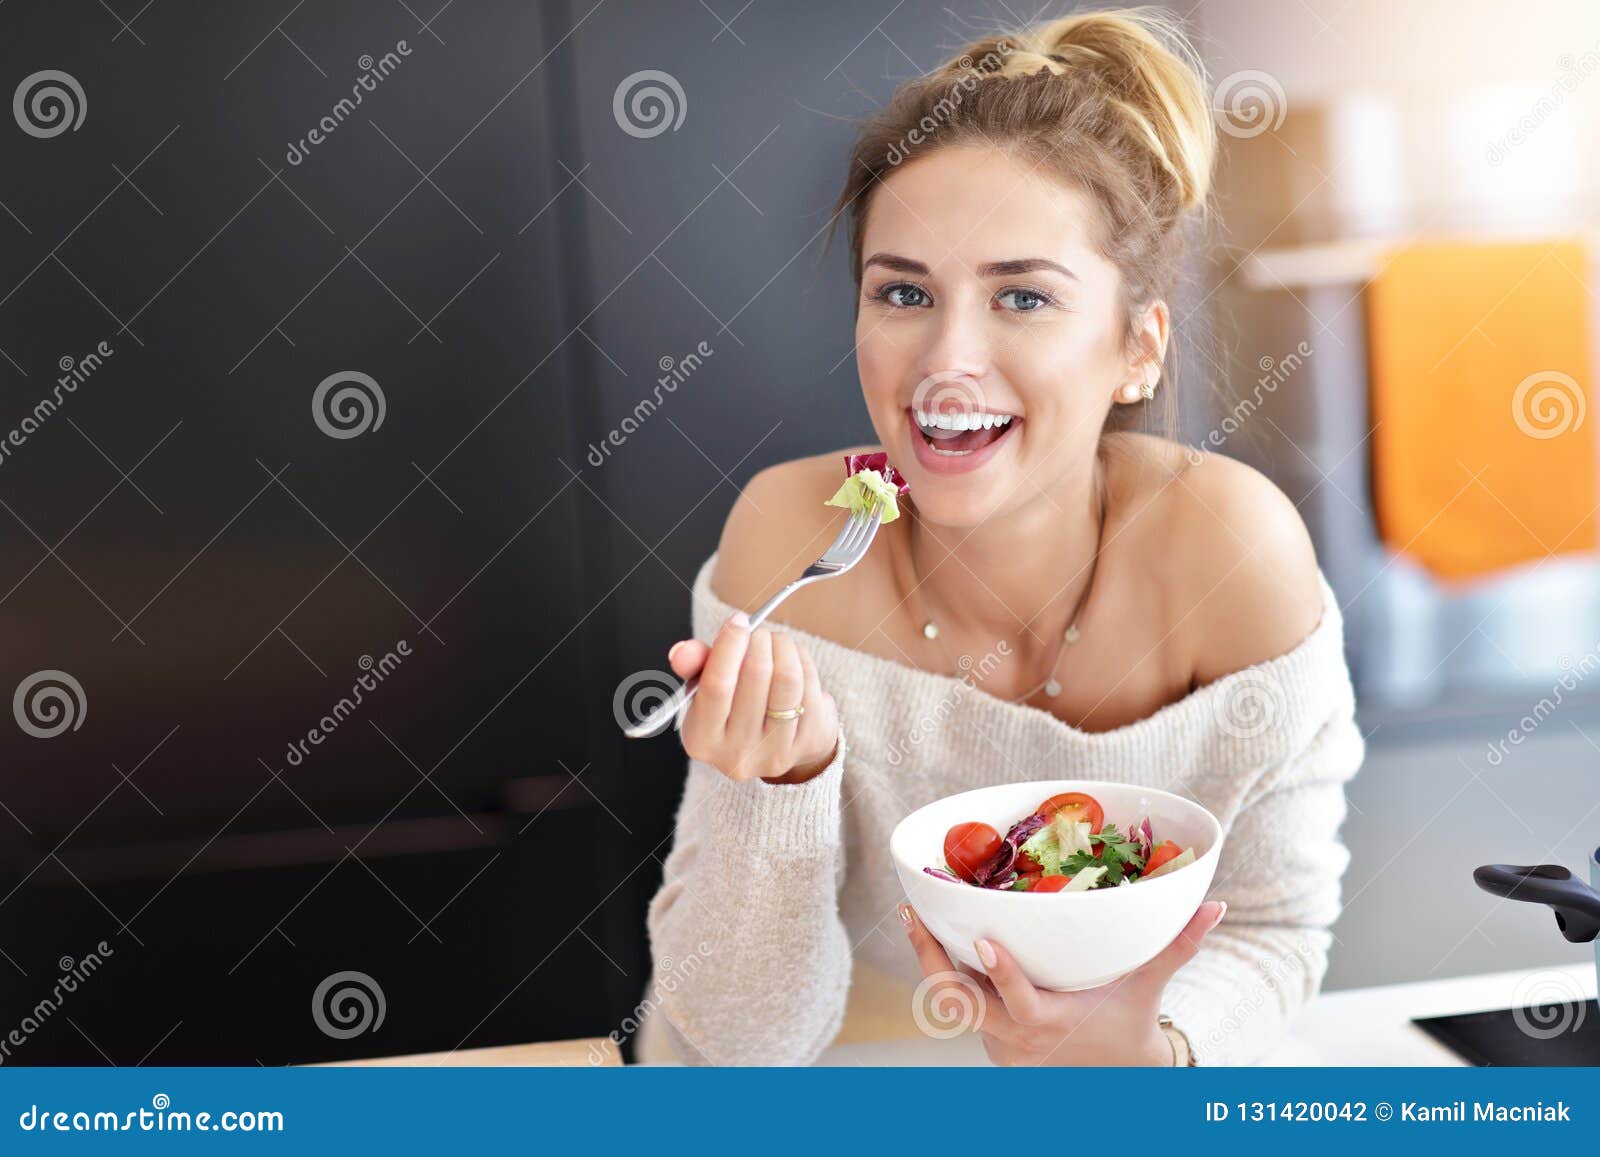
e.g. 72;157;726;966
1158;704;1366;1066
644;723;853;1065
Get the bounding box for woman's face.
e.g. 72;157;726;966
854;143;1150;528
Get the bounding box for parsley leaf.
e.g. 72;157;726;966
1059;823;1147;887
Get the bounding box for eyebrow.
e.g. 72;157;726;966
861;253;1079;282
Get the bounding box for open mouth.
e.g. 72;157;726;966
910;407;1020;455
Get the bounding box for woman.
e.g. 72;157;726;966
637;7;1364;1066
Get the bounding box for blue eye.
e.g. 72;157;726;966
997;287;1053;312
875;283;931;308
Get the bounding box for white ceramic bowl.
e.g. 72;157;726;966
890;779;1223;991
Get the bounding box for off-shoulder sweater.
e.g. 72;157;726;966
636;552;1365;1066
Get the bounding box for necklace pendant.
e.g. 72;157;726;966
1064;624;1080;643
922;621;939;641
1044;677;1062;697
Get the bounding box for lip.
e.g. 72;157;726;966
904;407;1021;475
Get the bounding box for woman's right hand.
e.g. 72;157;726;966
667;611;839;785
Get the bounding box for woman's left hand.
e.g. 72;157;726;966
900;898;1226;1065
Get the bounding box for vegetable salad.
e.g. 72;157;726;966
928;791;1195;892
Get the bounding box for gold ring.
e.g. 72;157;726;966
765;703;805;721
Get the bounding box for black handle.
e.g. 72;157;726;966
1473;863;1600;944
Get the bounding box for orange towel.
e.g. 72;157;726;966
1366;240;1595;584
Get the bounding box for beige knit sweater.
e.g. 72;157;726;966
636;552;1365;1066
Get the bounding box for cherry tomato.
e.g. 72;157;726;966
1013;872;1042;891
943;822;1003;883
1030;874;1073;893
1143;840;1184;877
1016;850;1044;874
1036;792;1105;833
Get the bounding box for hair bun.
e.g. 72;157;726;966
970;6;1216;215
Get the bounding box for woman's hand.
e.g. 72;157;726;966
668;611;840;785
900;898;1227;1065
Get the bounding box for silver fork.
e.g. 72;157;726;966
621;498;884;739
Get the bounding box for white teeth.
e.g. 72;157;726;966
912;409;1016;432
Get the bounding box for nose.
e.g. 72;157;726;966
914;301;991;385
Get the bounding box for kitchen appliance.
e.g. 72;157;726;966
1425;853;1600;1065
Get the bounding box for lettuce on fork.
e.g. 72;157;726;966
824;452;909;523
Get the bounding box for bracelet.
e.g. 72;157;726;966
1157;1013;1196;1066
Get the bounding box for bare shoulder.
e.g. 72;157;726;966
1146;444;1324;686
709;445;879;629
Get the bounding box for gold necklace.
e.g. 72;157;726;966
906;481;1107;704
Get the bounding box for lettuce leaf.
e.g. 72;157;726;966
1138;846;1196;882
824;453;909;523
1062;864;1107;892
1018;816;1094;876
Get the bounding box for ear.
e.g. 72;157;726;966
1113;299;1171;404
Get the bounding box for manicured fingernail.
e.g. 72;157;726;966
1213;900;1228;924
897;903;913;928
667;640;687;663
728;611;750;630
975;938;997;967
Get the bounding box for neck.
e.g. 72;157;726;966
903;448;1109;656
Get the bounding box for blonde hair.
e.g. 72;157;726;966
831;5;1219;441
